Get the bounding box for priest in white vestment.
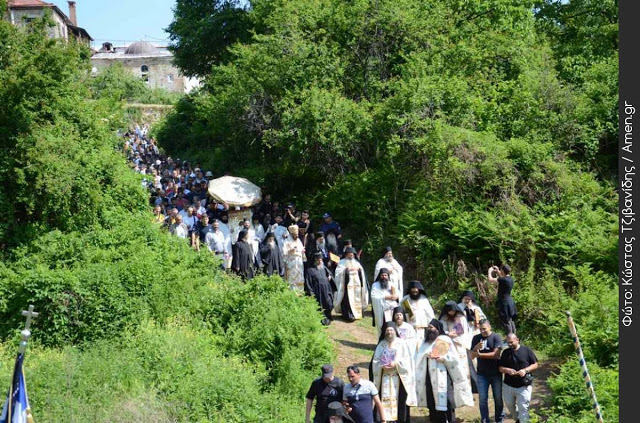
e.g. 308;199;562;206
415;319;474;422
334;247;369;321
216;218;232;269
252;215;266;263
371;268;399;338
458;290;487;343
400;281;435;345
439;301;478;394
371;322;417;423
392;306;418;353
269;215;289;253
283;225;305;292
373;246;404;299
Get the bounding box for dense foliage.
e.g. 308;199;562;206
0;8;332;421
0;322;305;422
0;15;144;248
0;1;619;420
159;0;617;280
159;1;619;419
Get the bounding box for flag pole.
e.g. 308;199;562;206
565;311;604;423
1;305;38;423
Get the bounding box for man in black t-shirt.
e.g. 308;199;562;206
471;319;504;423
498;334;538;423
306;364;345;423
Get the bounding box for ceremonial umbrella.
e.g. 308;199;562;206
207;176;262;207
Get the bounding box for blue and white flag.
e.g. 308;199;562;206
0;354;34;423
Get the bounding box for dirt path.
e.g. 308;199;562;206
326;308;556;422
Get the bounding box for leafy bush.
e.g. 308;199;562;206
198;276;334;396
546;360;618;423
397;124;617;282
0;321;303;422
0;218;334;403
0;18;147;247
514;265;618;367
0;212;215;345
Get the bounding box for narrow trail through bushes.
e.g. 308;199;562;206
326;309;557;422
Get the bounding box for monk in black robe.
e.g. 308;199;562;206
304;252;336;325
232;230;255;280
260;232;284;277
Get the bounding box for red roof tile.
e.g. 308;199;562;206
8;0;55;7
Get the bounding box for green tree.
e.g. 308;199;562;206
0;15;147;247
167;0;253;77
535;0;618;172
88;62;149;102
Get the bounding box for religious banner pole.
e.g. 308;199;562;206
0;305;39;423
565;311;604;423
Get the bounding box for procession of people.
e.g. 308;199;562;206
124;128;536;423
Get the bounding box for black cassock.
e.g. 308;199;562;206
304;266;336;322
260;241;284;277
232;240;255;280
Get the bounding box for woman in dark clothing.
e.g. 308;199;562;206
488;264;517;334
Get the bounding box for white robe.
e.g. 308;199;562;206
334;258;369;319
371;337;417;421
440;315;473;358
253;224;266;262
458;301;487;345
396;321;419;353
253;224;266;242
371;282;399;338
400;294;435;342
374;258;404;299
283;237;305;291
440;314;473;388
414;335;474;411
271;224;289;254
218;222;232;269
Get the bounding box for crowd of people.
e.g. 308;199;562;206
122;126;531;423
306;264;534;423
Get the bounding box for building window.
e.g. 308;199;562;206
168;74;174;83
141;65;149;84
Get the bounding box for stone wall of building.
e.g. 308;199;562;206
91;56;186;93
9;8;68;40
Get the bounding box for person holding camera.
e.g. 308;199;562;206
487;264;517;335
283;203;299;227
498;334;538;423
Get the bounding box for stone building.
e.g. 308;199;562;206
91;41;199;94
5;0;92;44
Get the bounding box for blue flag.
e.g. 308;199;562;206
0;354;33;423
